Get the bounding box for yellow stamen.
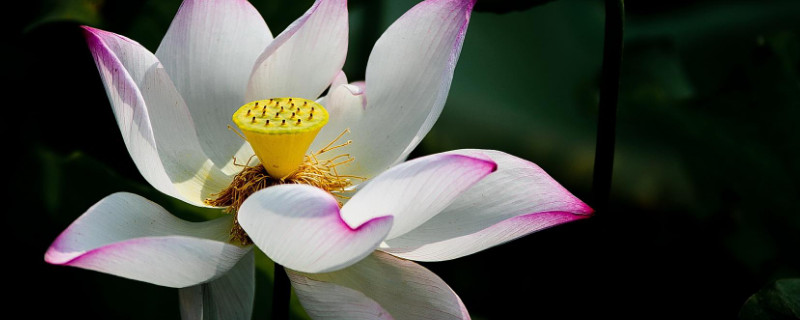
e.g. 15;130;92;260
227;125;247;141
319;129;351;154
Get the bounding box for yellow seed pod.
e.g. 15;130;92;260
232;97;329;179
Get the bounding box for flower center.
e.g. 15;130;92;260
207;97;360;244
232;97;329;178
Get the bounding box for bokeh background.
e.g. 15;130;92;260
8;0;800;318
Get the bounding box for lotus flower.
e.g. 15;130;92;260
45;0;593;318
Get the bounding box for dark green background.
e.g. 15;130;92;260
7;0;800;318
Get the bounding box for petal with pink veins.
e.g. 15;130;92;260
155;0;272;168
381;149;593;261
287;251;470;320
237;184;393;273
45;192;250;288
246;0;348;101
179;251;255;320
344;0;477;179
342;152;496;240
83;27;230;206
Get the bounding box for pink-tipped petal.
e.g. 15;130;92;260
246;0;348;101
237;185;393;273
45;193;250;288
381;149;593;261
288;251;470;320
179;251;255;320
344;0;476;179
342;153;496;240
83;26;229;206
155;0;272;168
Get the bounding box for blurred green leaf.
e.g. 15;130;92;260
618;8;800;272
740;279;800;320
474;0;556;13
421;0;603;191
25;0;104;32
36;147;220;223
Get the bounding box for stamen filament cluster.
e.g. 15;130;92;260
206;123;362;244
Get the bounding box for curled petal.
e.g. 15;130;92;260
345;0;476;179
246;0;348;101
381;149;593;261
342;152;496;239
45;193;250;288
155;0;272;168
288;251;470;320
238;185;393;273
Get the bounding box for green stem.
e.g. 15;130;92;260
271;264;290;320
591;0;624;212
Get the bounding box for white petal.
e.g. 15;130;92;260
83;27;230;206
329;70;349;89
288;277;392;320
381;149;593;261
288;251;470;320
45;192;250;288
345;0;476;179
246;0;348;101
238;185;393;273
313;70;349;116
311;82;366;154
342;152;496;239
179;251;255;320
155;0;272;168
